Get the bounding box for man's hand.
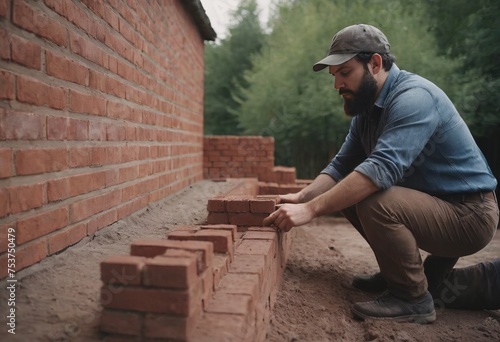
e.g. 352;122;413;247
262;203;314;232
278;192;302;204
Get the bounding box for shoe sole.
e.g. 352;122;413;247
350;307;436;324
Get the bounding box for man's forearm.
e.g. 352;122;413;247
308;171;379;216
299;174;337;202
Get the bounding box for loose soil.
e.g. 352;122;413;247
268;217;500;342
1;180;499;342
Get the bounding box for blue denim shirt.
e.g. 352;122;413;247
322;64;497;194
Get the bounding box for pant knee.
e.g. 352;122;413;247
356;189;397;223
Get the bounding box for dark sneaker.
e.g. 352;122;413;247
351;291;436;324
351;272;387;292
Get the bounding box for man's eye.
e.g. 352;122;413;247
340;71;350;77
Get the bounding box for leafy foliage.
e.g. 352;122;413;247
235;0;457;177
204;0;266;135
203;0;499;178
420;0;500;136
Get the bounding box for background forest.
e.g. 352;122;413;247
203;0;500;181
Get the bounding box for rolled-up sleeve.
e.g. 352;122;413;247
321;117;366;182
355;87;440;189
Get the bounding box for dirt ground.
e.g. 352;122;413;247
268;217;500;342
1;179;499;342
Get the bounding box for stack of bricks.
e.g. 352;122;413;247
100;239;213;340
99;221;292;340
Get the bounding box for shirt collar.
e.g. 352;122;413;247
374;63;400;109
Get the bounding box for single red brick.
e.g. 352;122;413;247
130;240;213;271
69;189;121;223
17;75;65;109
101;255;146;286
206;212;228;224
101;282;202;316
17;206;69;244
204;292;251;316
229;255;266;288
15;148;68;175
100;309;142;336
228;213;267;226
0;148;12;179
226;196;251;213
47;50;89;86
191;312;253;342
243;231;277;241
15;239;47;272
0;70;14;100
199;224;237;242
68;118;88;140
168;230;233;255
69;147;91;168
249;198;276;213
236;240;275;269
161;248;205;274
196;229;234;254
70;89;106;116
143;255;197;289
11;34;41;69
218;273;260;301
9;182;45;214
143;307;202;340
47;222;87;255
87;209;117;235
46;115;69;140
207;196;225;212
0;109;44;140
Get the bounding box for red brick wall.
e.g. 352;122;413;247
203;136;275;180
0;0;206;277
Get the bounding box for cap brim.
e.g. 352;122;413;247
312;53;357;72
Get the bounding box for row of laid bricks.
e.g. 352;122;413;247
99;193;293;341
258;182;308;196
206;190;326;226
206;195;279;227
99;224;292;341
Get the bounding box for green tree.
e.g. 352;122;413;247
420;0;500;137
235;0;458;178
204;0;266;135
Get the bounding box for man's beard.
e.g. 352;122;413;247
339;70;378;117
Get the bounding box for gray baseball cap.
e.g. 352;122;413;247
313;24;391;72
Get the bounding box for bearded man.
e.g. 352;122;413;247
263;24;499;323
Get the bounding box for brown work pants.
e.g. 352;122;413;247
341;186;499;300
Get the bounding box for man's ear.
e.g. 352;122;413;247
370;54;383;75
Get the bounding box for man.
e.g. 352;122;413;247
263;24;499;323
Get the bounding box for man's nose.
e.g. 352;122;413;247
334;78;344;90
